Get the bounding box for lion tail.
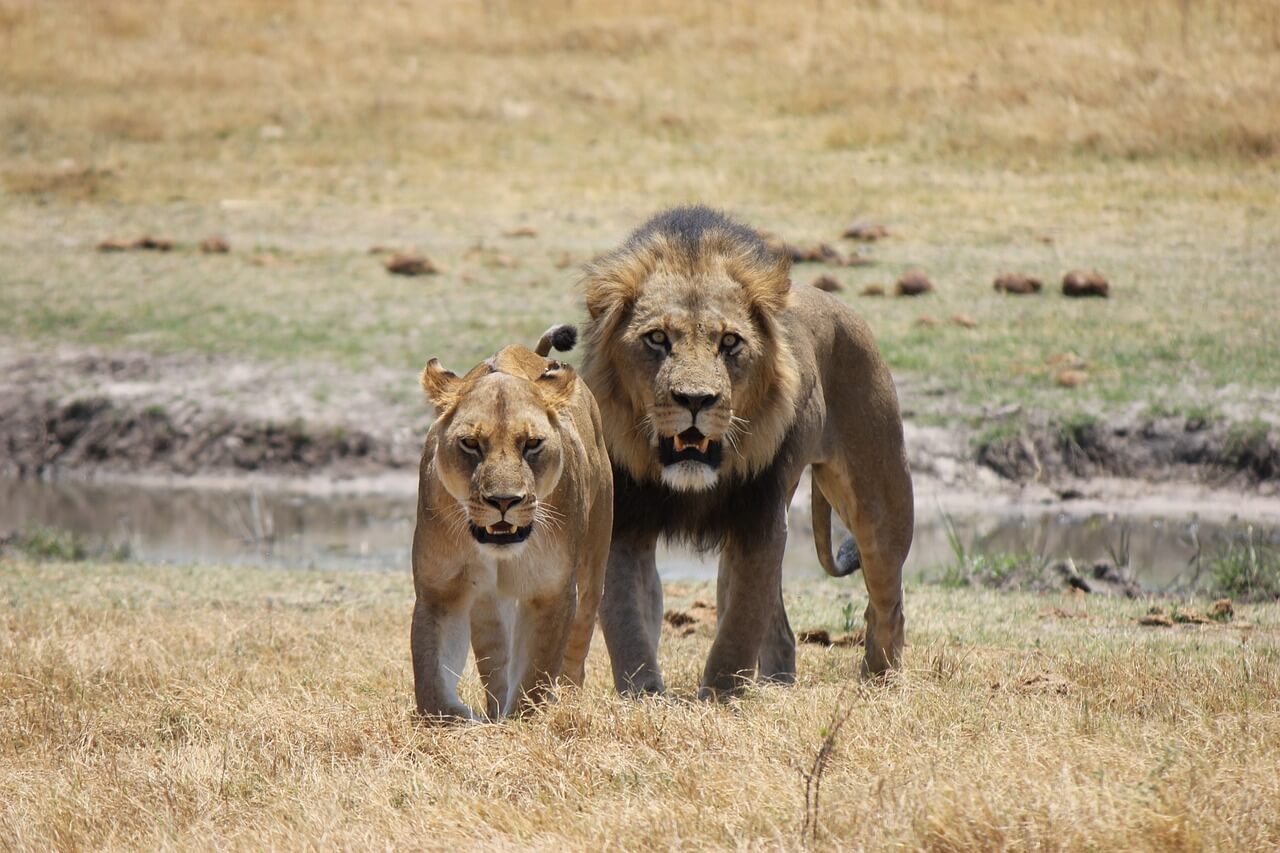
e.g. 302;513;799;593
535;324;578;357
811;475;861;578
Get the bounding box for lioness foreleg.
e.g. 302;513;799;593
470;593;515;719
600;531;666;695
699;505;788;700
411;595;477;721
509;587;576;714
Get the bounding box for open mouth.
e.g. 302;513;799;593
469;521;533;546
658;427;723;468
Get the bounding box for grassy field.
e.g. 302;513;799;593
2;0;1279;423
1;557;1278;850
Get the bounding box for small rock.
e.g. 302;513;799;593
812;275;844;293
994;272;1043;295
385;253;439;276
132;235;173;251
96;237;132;252
841;221;890;241
950;313;978;328
200;235;230;254
895;270;934;296
915;315;939;327
503;225;539;238
860;284;886;297
1056;369;1089;388
1062;269;1110;298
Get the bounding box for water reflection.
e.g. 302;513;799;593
1;477;1276;590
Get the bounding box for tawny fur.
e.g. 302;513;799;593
411;332;612;721
579;205;913;698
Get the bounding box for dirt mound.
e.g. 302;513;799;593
0;394;409;478
976;416;1280;484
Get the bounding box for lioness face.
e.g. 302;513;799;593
628;275;761;492
433;375;565;559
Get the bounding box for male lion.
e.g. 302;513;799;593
411;325;613;720
579;207;913;698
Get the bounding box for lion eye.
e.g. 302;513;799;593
523;438;544;456
643;329;669;352
459;436;481;455
720;332;742;353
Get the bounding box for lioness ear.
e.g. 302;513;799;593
536;360;577;411
420;359;461;410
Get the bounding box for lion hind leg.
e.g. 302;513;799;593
812;462;912;677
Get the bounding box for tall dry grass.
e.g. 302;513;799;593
2;0;1278;205
2;559;1278;849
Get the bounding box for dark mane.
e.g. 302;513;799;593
611;423;805;553
624;205;777;268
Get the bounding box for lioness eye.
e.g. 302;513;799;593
721;332;742;353
644;329;669;351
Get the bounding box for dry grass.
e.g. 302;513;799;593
2;0;1279;206
2;558;1278;850
1;0;1278;420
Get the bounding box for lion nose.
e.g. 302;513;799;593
484;494;526;514
672;391;719;415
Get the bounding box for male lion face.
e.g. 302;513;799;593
429;373;567;559
625;274;762;492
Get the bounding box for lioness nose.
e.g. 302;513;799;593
672;391;719;414
484;494;526;514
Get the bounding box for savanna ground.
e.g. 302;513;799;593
2;558;1279;850
3;1;1280;849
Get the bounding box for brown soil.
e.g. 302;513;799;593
975;415;1279;485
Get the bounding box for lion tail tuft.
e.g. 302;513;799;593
535;324;578;357
812;474;861;578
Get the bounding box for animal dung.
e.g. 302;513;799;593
895;270;934;296
502;225;539;238
860;284;887;297
950;313;979;328
1062;269;1110;298
993;272;1043;295
1055;369;1089;387
97;235;173;252
841;221;891;241
132;235;173;251
788;242;844;264
811;275;844;293
384;252;439;276
200;235;231;254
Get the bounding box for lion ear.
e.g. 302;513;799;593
420;359;461;410
727;250;792;317
536;360;577;411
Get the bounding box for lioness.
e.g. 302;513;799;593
580;207;913;698
411;325;612;720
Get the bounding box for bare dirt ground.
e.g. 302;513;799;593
3;340;1278;525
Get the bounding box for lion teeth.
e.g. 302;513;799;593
673;436;688;451
486;525;497;535
696;437;710;453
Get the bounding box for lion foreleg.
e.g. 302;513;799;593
757;576;797;684
411;595;477;721
600;531;666;696
470;593;515;719
699;506;788;700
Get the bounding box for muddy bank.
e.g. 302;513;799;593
976;415;1280;488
